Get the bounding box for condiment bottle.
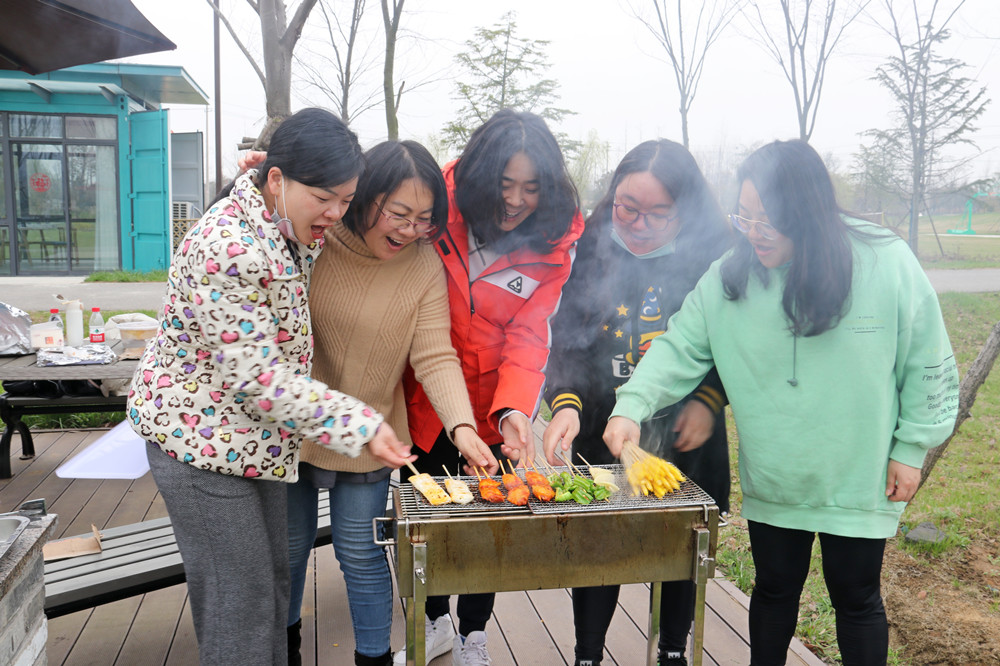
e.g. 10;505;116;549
89;307;106;343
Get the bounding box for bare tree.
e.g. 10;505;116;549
381;0;404;140
630;0;744;148
862;0;990;254
918;318;1000;494
743;0;869;141
297;0;382;125
207;0;320;148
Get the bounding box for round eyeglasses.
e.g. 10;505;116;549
612;201;679;231
377;205;434;234
729;213;779;241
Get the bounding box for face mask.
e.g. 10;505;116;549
610;222;677;259
272;177;296;240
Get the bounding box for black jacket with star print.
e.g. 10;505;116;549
545;210;731;510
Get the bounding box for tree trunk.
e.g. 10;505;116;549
918;319;1000;493
381;0;403;140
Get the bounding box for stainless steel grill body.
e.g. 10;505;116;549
379;466;719;666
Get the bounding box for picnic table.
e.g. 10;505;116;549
0;340;138;478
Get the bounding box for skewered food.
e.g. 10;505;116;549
621;442;685;498
501;461;524;491
525;465;555;502
442;466;474;504
475;467;506;503
507;484;530;506
406;462;451;505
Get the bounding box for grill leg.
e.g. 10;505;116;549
647;581;662;665
691;528;713;666
406;542;428;666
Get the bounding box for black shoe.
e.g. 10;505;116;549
575;661;601;666
355;649;393;666
657;651;687;666
287;619;302;666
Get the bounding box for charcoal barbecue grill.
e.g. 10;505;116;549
375;465;719;666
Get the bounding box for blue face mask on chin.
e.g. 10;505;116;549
609;220;677;259
272;177;296;240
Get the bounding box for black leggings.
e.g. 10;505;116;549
747;521;888;666
402;430;501;637
572;580;695;662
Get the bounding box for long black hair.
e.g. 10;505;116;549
254;108;364;190
454;109;578;253
341;140;449;243
587;139;730;279
721;139;866;337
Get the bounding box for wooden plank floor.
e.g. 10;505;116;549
1;427;825;666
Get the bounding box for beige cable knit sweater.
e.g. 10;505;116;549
300;220;474;473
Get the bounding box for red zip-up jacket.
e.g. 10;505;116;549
404;161;585;452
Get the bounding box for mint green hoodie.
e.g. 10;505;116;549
611;221;958;538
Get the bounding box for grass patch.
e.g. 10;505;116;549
84;269;168;283
715;290;1000;663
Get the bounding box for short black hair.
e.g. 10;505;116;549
341;140;448;243
454;109;578;252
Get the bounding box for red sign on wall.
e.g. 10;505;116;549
30;173;51;193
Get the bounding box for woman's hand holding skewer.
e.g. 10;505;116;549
602;416;640;458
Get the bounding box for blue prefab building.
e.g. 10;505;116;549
0;63;209;275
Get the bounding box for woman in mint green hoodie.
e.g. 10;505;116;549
604;140;959;665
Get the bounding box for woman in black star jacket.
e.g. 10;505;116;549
543;139;732;666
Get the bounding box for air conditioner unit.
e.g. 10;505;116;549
172;201;195;220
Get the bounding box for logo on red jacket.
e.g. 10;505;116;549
481;269;539;299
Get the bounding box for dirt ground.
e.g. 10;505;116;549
882;542;1000;664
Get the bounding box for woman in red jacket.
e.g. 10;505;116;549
398;109;584;666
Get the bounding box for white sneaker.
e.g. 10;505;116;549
452;631;491;666
393;614;456;665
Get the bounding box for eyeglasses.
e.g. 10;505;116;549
612;202;679;230
729;213;779;241
377;205;434;234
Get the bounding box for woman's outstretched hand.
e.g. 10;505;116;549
367;423;416;469
453;426;499;475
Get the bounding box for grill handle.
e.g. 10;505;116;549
373;516;396;546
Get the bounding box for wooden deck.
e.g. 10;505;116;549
1;427;825;666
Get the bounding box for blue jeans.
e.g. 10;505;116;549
286;476;392;658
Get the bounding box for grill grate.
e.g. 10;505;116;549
399;464;716;518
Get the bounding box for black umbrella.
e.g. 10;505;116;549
0;0;176;75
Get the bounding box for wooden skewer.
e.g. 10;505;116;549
442;465;455;480
576;453;594;468
472;466;482;481
405;461;421;477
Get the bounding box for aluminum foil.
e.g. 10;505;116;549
35;344;118;366
0;302;32;356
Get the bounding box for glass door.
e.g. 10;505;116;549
12;142;67;273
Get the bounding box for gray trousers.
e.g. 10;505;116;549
146;443;289;665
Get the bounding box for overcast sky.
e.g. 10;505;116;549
127;0;1000;184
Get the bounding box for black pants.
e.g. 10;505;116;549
747;521;888;666
573;580;694;662
402;430;501;637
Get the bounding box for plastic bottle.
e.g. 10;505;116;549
65;301;84;347
89;307;106;344
48;308;64;331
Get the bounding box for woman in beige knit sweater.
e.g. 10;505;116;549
284;141;494;666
